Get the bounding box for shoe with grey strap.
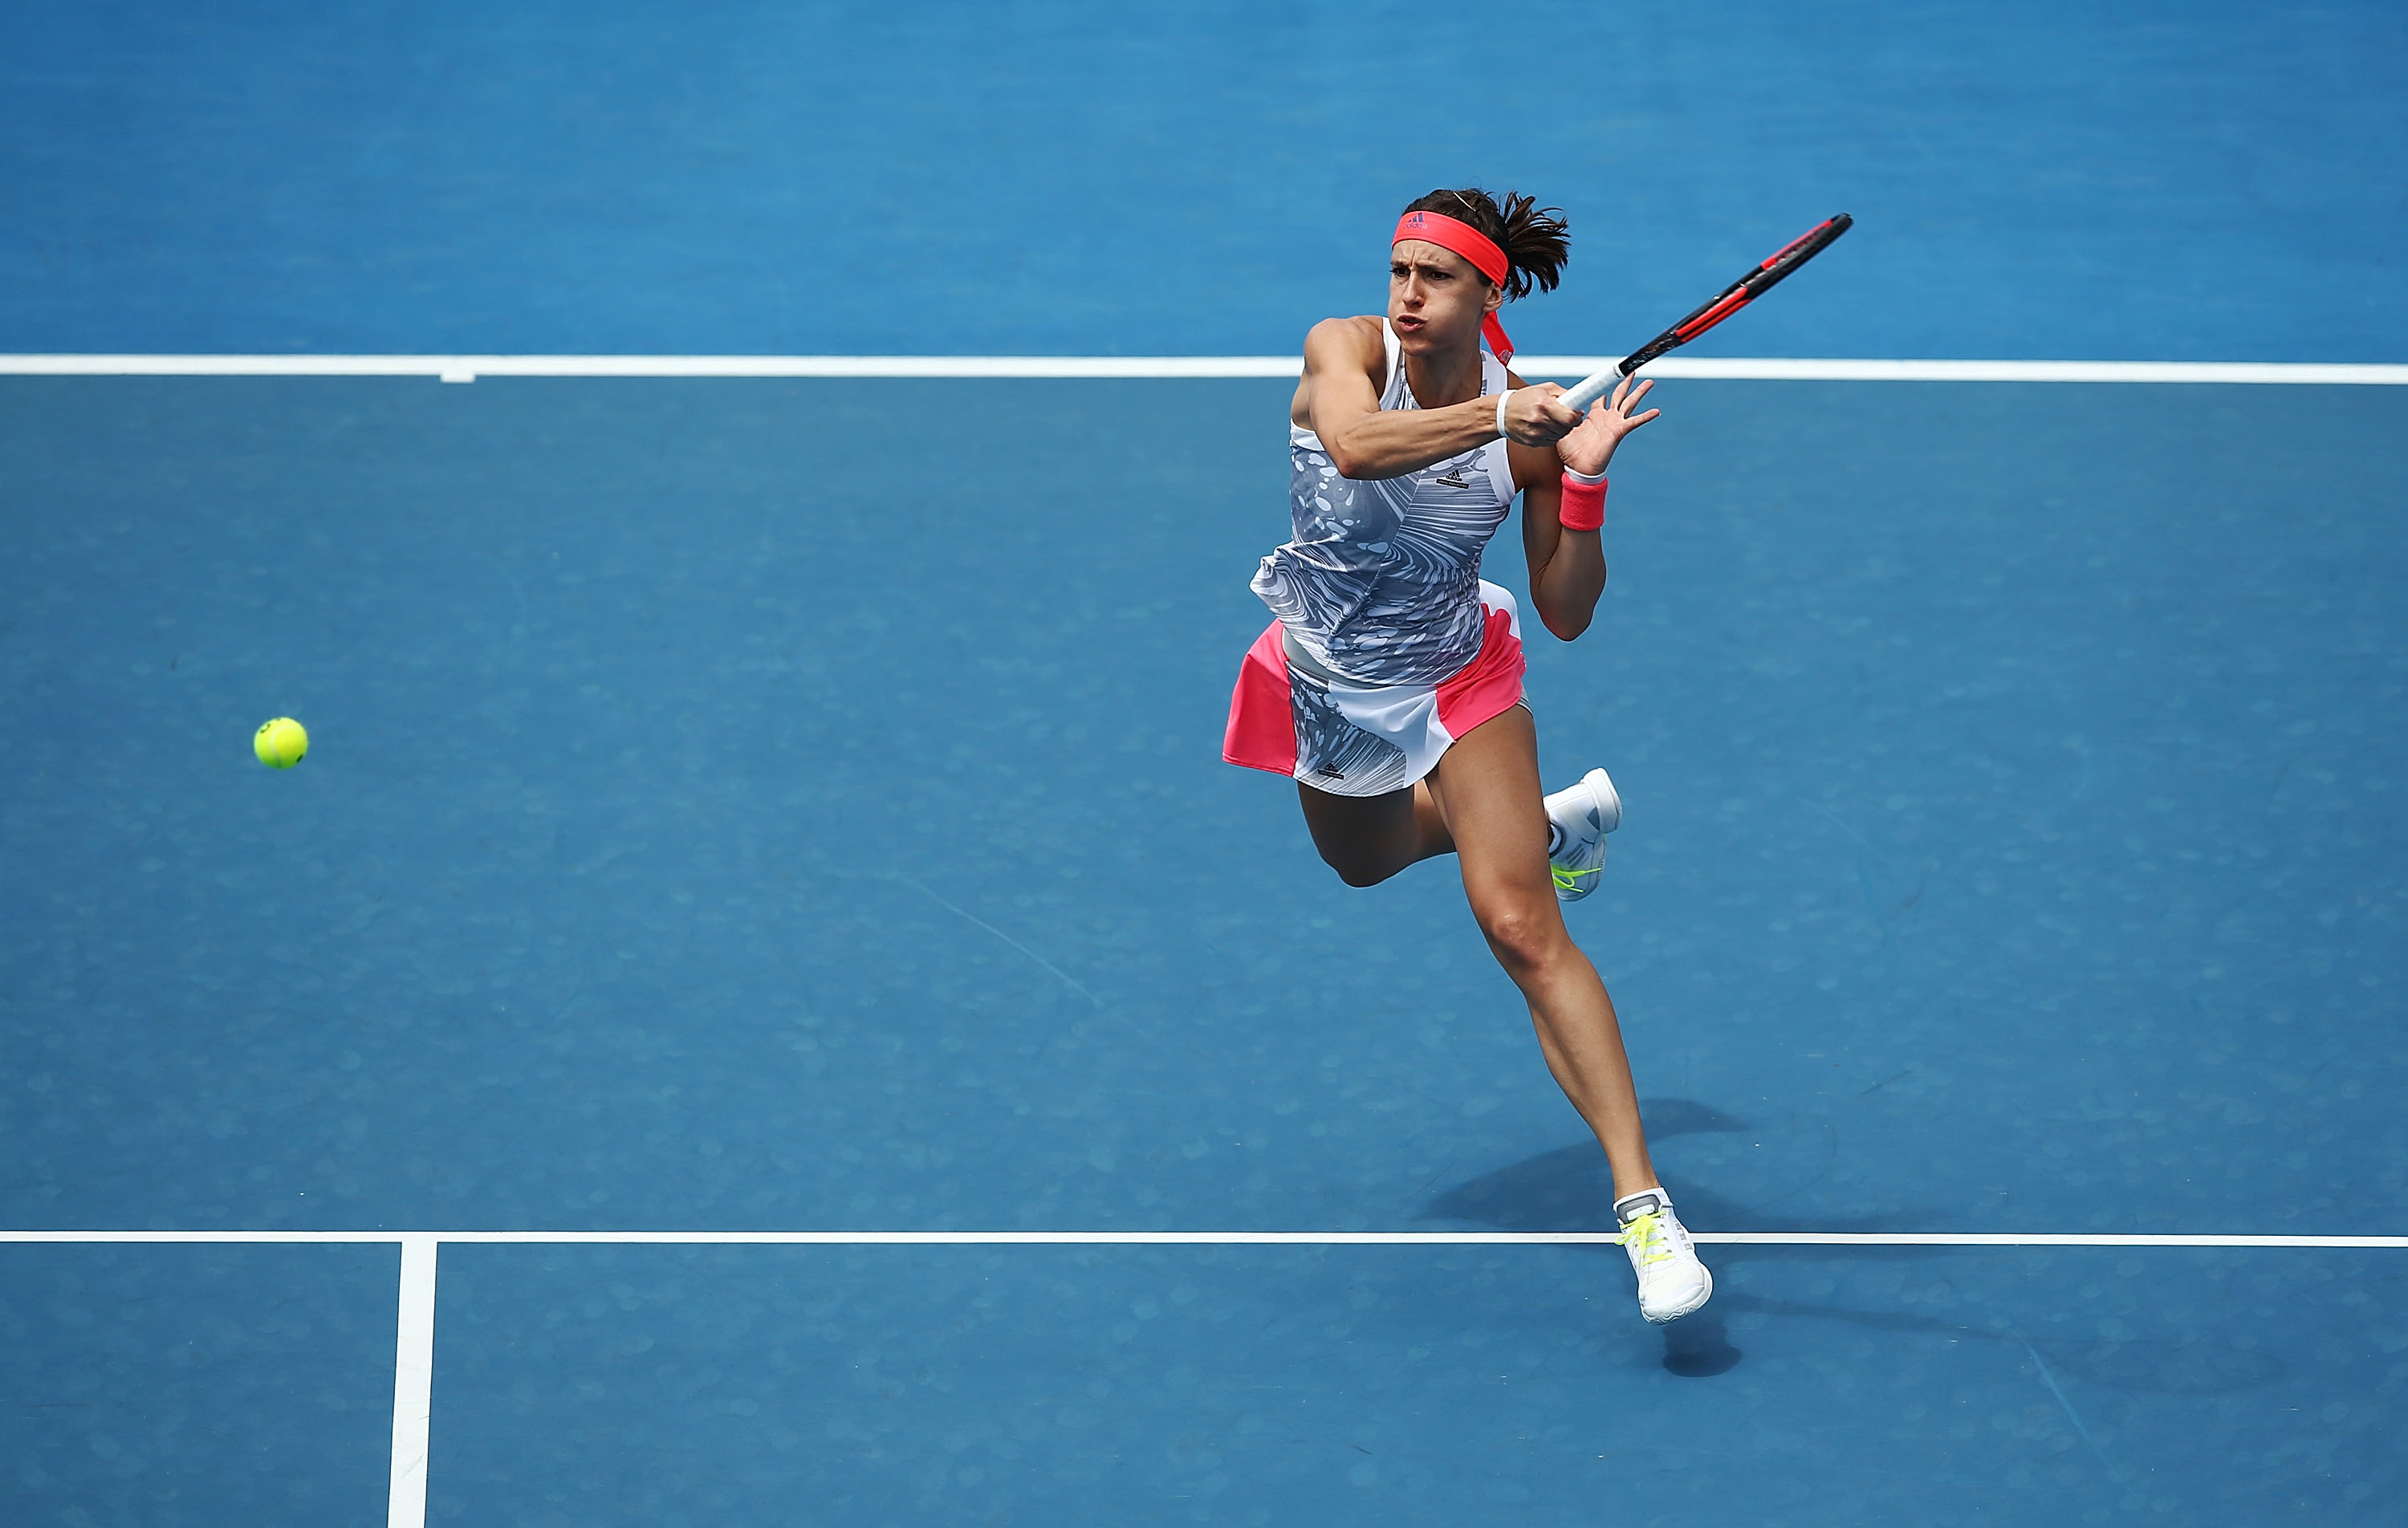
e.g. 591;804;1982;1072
1614;1187;1713;1323
1544;766;1622;903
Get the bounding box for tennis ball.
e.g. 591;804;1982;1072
254;717;308;769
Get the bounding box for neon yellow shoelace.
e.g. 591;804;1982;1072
1617;1212;1673;1267
1552;862;1597;892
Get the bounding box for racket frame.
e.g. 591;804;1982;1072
1558;213;1853;413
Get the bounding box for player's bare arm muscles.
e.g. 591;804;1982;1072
1298;316;1494;480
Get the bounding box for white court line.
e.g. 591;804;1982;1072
9;1226;2394;1528
0;354;2404;384
1;1229;2401;1247
387;1237;437;1528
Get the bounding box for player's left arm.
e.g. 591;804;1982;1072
1514;372;1660;640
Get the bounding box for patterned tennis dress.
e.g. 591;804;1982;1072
1223;321;1529;797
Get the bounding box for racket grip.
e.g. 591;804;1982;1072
1558;365;1625;414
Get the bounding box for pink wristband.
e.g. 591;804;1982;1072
1558;471;1607;531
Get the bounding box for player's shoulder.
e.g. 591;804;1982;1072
1303;315;1385;371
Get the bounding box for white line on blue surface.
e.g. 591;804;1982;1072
9;1226;2396;1528
0;355;2404;384
386;1237;437;1528
2;1229;2400;1246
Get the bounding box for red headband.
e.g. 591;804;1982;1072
1393;209;1515;362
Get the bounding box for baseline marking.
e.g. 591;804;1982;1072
0;355;2403;384
2;1229;2400;1247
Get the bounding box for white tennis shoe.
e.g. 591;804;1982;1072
1544;766;1622;902
1613;1188;1713;1323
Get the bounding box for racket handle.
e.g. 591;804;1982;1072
1557;364;1627;414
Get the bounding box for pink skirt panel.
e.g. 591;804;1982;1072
1222;620;1300;777
1222;587;1528;795
1434;599;1531;740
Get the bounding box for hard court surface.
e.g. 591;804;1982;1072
2;4;2405;1525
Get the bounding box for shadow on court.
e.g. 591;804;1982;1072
1419;1096;1942;1238
1419;1098;2132;1382
1423;1111;2308;1399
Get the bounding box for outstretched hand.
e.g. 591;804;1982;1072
1556;376;1660;477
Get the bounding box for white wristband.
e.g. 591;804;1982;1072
1495;388;1512;440
1564;463;1608;486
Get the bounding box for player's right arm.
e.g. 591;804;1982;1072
1294;318;1576;481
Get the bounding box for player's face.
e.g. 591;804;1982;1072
1388;241;1499;352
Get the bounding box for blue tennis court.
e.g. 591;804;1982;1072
4;4;2405;1524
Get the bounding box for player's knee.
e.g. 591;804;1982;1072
1320;847;1395;888
1476;900;1563;972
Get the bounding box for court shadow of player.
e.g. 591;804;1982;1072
1420;1099;1945;1378
1658;1309;1743;1376
1418;1114;2287;1395
1421;1099;1930;1242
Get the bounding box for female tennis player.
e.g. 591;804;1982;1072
1223;188;1710;1323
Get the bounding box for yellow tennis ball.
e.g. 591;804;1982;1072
254;717;308;769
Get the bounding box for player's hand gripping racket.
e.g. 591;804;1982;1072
1559;213;1853;412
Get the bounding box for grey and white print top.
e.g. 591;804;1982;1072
1251;320;1518;686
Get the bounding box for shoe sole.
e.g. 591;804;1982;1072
1581;767;1623;836
1642;1266;1713;1324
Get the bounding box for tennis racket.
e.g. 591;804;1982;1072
1559;213;1853;412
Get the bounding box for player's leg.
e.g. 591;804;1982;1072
1422;706;1654;1190
1296;778;1454;887
1425;705;1711;1322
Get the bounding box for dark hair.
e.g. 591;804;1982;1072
1401;188;1569;301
